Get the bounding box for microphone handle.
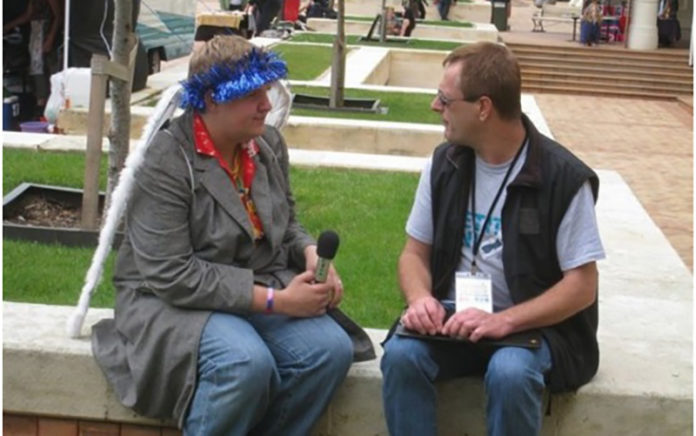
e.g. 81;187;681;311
315;257;331;283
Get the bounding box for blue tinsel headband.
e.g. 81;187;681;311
179;48;288;111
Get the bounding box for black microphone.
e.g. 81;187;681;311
315;230;340;283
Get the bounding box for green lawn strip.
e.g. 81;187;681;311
273;43;335;80
3;149;419;328
289;85;441;125
3;240;117;308
3;149;109;195
344;15;473;27
286;33;461;51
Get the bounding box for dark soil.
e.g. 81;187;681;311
6;197;86;228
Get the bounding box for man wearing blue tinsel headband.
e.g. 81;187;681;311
91;34;374;435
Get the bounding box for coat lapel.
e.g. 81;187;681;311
195;156;255;241
253;135;283;252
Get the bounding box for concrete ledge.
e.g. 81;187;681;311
344;0;493;23
306;18;498;42
50;94;551;157
3;167;692;434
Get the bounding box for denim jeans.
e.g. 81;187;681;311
184;311;353;436
437;0;452;20
381;331;552;436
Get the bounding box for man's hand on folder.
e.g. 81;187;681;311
441;308;514;343
400;296;447;336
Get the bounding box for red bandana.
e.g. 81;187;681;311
193;113;264;240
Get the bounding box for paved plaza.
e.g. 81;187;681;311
501;0;693;270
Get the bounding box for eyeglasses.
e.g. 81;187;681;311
435;90;482;107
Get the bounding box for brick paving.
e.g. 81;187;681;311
500;0;693;270
535;94;693;270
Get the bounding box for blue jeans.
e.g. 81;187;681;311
437;0;452;20
381;332;552;436
184;311;353;436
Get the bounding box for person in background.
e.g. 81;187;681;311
3;0;63;115
389;0;418;36
250;0;283;35
657;0;680;46
580;0;602;46
434;0;455;20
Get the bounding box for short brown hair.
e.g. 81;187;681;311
188;34;254;78
443;42;521;120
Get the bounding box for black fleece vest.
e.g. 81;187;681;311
430;115;600;392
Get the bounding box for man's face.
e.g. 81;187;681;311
430;62;479;146
209;83;273;143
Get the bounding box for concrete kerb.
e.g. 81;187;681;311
306;17;499;42
51;92;551;156
3;164;692;434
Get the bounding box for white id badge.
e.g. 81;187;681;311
455;272;493;313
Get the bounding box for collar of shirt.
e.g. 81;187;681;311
193;113;260;179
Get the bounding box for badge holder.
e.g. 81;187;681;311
455;271;493;313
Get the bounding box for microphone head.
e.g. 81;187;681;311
317;230;340;259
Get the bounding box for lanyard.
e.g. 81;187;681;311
470;139;526;273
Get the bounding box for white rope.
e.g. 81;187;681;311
67;84;183;338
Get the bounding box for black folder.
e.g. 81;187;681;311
394;309;542;349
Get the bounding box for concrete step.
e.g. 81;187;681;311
516;54;692;72
521;74;691;93
518;63;693;82
521;82;679;99
521;70;693;93
508;43;691;63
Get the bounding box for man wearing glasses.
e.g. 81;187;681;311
380;42;605;436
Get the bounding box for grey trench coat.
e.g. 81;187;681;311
91;111;374;427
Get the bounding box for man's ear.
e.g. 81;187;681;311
478;96;493;122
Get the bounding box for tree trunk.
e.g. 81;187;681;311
380;0;388;42
105;0;134;213
329;0;346;108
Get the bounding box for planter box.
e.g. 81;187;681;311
292;93;384;113
3;183;123;248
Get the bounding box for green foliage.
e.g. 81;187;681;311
3;149;421;328
290;85;442;125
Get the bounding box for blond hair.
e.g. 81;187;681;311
188;34;255;78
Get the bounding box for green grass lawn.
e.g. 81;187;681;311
3;149;109;194
290;85;441;124
3;149;419;328
288;33;462;51
273;43;336;81
344;15;473;27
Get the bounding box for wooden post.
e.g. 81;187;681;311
329;0;346;108
81;54;110;230
380;0;388;42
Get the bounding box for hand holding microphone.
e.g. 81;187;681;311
312;230;343;308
